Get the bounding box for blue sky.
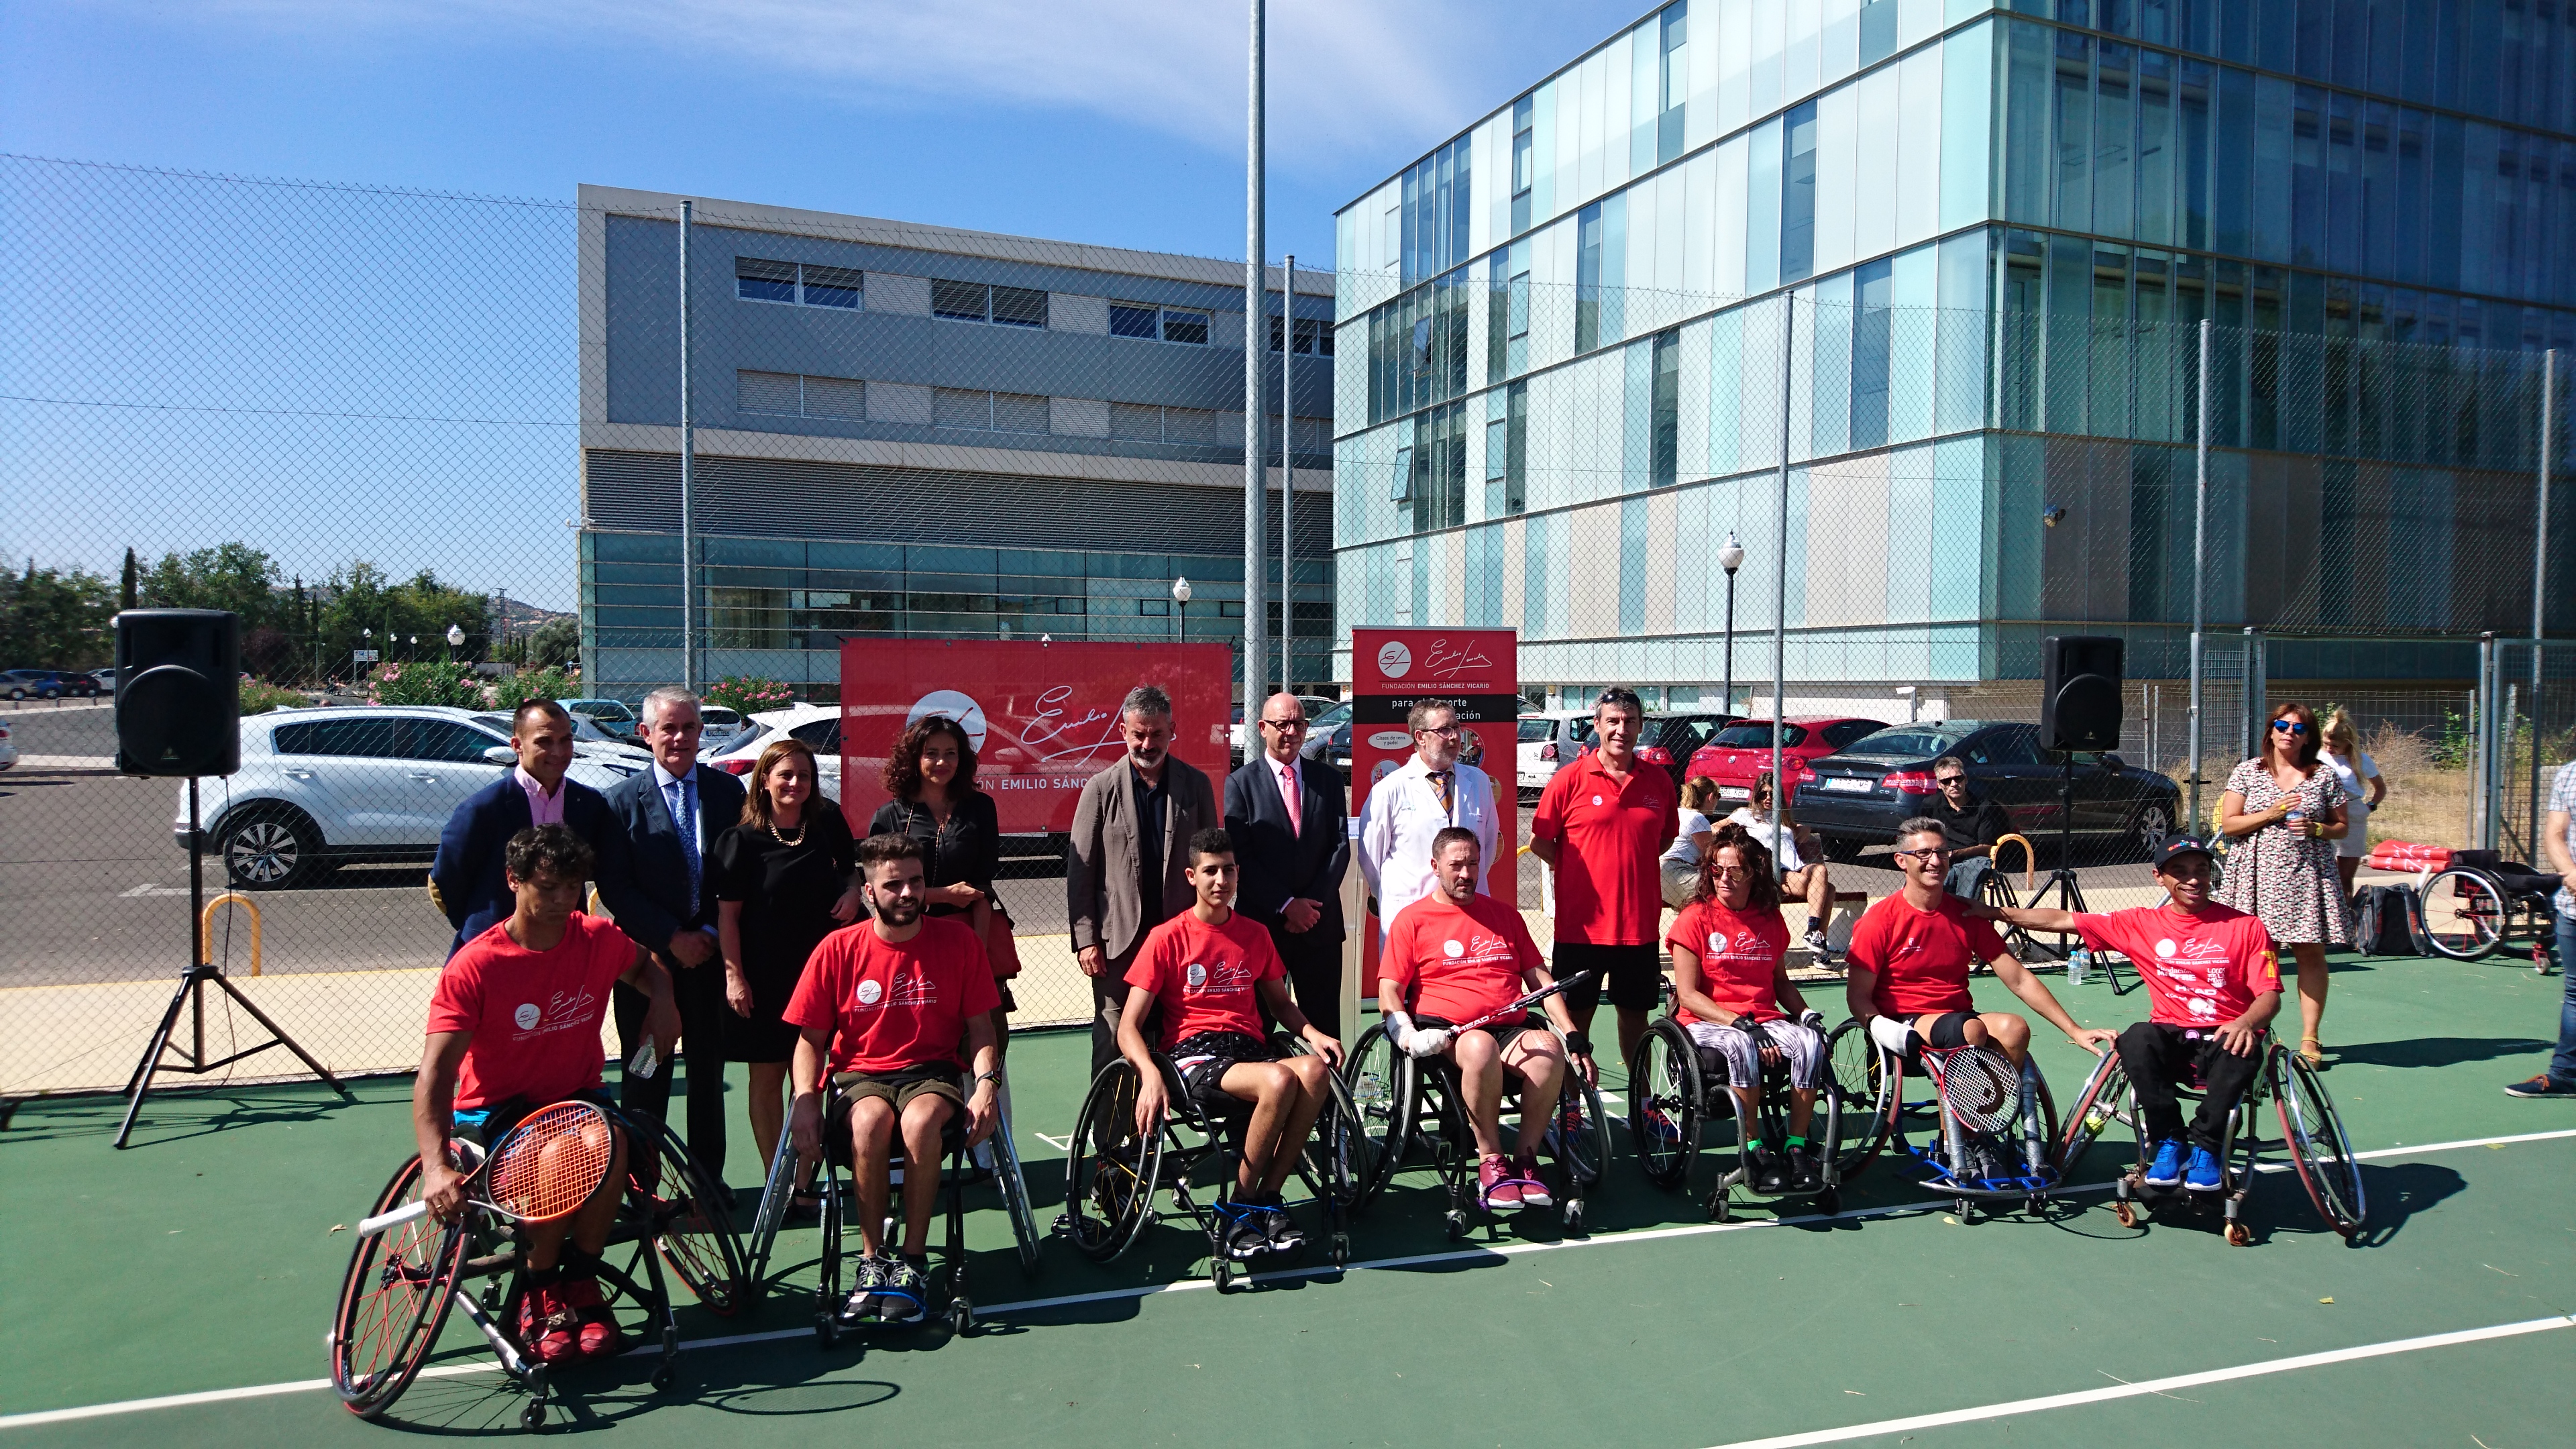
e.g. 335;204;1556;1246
0;1;1646;609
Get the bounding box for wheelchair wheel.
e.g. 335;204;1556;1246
742;1134;802;1303
1627;1020;1703;1191
1550;1068;1613;1188
990;1105;1044;1277
1059;1059;1164;1263
1283;1032;1377;1211
2055;1050;2131;1177
1340;1024;1415;1205
636;1118;748;1317
1824;1018;1895;1179
2419;869;2506;961
2273;1051;2365;1237
331;1153;466;1418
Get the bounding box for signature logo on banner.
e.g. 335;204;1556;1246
906;690;989;753
1376;640;1413;679
1420;636;1496;681
1019;684;1128;765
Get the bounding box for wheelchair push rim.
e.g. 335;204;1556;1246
2273;1051;2367;1237
635;1116;749;1317
1058;1059;1164;1263
1338;1023;1417;1205
2417;868;2507;961
331;1152;466;1417
2053;1049;2131;1177
1823;1018;1897;1180
990;1104;1045;1277
1627;1020;1703;1191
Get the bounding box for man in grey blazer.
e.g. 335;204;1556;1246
1067;684;1220;1078
601;686;748;1184
1224;692;1350;1036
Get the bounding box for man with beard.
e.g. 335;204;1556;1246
1068;684;1220;1079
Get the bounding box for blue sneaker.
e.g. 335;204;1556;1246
2184;1145;2224;1191
2143;1139;2186;1188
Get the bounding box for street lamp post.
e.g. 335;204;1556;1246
1717;531;1746;714
445;623;464;662
1171;576;1192;644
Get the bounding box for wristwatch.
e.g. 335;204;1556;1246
973;1070;1002;1088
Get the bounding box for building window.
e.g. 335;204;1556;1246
1576;203;1605;352
737;370;863;420
1510;94;1535;237
1161;308;1210;345
1504;380;1527;515
736;257;862;309
1650;329;1679;488
1656;3;1687;168
1268;315;1330;354
1109;302;1210;345
931;280;1049;328
1780;100;1819;284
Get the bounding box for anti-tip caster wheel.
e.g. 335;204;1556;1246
1212;1260;1236;1292
651;1364;674;1391
2112;1200;2140;1228
519;1402;547;1433
1709;1192;1731;1224
1328;1233;1350;1267
1561;1199;1585;1235
1443;1210;1467;1241
1813;1188;1841;1217
949;1298;974;1334
2224;1220;2254;1247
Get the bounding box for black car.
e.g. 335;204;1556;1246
1;669;101;700
1574;712;1741;791
1793;719;2180;862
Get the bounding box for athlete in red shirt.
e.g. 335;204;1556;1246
1662;827;1829;1193
414;824;679;1365
1117;826;1340;1262
1986;834;2282;1191
1381;826;1591;1214
1529;688;1677;1071
784;833;1000;1325
1842;818;2114;1066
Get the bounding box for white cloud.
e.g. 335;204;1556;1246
193;0;1638;178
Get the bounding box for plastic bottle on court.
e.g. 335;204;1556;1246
2067;945;2091;987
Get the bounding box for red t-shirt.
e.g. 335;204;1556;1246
1846;892;2008;1019
427;914;636;1112
1664;900;1792;1025
2075;903;2281;1028
1532;751;1674;946
782;917;1000;1075
1123;910;1285;1051
1382;890;1546;1027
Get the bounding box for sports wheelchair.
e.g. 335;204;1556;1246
1342;975;1609;1239
1823;1018;2063;1219
2055;1030;2364;1242
1056;1006;1370;1291
1627;987;1843;1221
2418;849;2563;969
329;1102;745;1432
735;1071;1042;1346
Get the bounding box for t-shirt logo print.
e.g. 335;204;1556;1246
1442;939;1466;959
1186;963;1209;989
855;978;885;1008
514;1002;542;1030
519;987;598;1038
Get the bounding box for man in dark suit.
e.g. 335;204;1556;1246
1224;692;1350;1037
1066;684;1220;1079
600;686;747;1184
429;699;630;955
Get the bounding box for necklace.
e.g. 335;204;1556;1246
767;815;807;847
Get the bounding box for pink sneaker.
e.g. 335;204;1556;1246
1511;1156;1554;1210
516;1284;576;1365
1477;1154;1522;1211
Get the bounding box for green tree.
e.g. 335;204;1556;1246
140;542;282;628
525;614;580;669
119;547;138;612
317;562;490;676
0;560;117;667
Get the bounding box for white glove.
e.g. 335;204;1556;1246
1796;1008;1827;1032
1406;1027;1452;1059
1868;1014;1923;1057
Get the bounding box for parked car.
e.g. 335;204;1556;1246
1683;716;1890;805
1516;711;1589;798
1792;719;2181;863
3;669;101;700
1231;694;1337;767
709;702;843;799
176;706;643;888
0;719;15;771
467;711;653;767
1574;712;1739;791
557;696;640;741
1299;699;1353;770
89;668;118;694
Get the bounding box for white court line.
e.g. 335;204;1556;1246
5;1126;2571;1431
1700;1314;2576;1449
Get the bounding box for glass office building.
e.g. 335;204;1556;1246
1332;1;2575;699
578;185;1336;701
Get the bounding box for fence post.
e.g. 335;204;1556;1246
2477;633;2498;851
1771;292;1795;869
1241;0;1268;704
2466;680;2482;845
677;197;697;693
2188;317;2210;828
1281;252;1295;691
2532;349;2555;865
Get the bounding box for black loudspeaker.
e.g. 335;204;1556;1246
115;609;241;777
2039;634;2124;752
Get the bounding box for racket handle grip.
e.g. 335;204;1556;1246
357;1199;429;1238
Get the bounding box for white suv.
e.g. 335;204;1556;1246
707;702;843;800
175;706;645;889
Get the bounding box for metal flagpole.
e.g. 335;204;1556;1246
2530;349;2555;862
678;198;698;692
1241;0;1268;705
2188;317;2210;832
1772;294;1795;881
1281;254;1295;694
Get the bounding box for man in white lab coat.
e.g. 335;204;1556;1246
1356;700;1501;946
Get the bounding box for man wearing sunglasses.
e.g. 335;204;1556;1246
1921;755;2012;901
1976;835;2281;1192
1843;818;2115;1067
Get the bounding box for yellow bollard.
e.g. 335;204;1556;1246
201;892;264;977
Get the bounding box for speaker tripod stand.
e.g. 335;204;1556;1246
2006;754;2134;995
114;777;352;1148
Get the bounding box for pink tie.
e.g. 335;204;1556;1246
1279;761;1301;833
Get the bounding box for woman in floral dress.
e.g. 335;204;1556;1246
2216;700;2349;1067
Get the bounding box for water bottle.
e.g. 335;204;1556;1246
2284;803;2308;838
2068;945;2091;987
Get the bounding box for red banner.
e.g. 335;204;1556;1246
837;639;1233;835
1348;628;1521;979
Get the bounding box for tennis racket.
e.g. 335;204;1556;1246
1919;1045;2022;1136
357;1099;616;1239
1436;967;1598;1039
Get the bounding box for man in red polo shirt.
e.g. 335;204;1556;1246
1983;834;2282;1193
785;833;1000;1327
1381;826;1592;1215
1530;687;1676;1069
1842;817;2114;1066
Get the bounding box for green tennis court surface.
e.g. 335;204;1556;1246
5;951;2571;1447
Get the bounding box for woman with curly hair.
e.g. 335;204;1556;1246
869;715;1014;1054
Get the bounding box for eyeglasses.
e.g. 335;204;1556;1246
1417;724;1462;737
1894;847;1952;862
1259;718;1305;731
2271;720;2309;735
1707;864;1751;879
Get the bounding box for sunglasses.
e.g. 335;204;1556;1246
1707;864;1752;879
2271;720;2309;735
1935;775;1968;786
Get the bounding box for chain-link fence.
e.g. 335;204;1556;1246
4;152;2571;1095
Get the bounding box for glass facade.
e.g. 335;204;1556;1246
1332;1;2576;687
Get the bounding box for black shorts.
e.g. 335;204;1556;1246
1554;941;1664;1013
1925;1011;1977;1050
822;1066;965;1165
1167;1030;1279;1118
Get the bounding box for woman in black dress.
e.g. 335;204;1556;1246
712;738;860;1195
869;715;1012;1055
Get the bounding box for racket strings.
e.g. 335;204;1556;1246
1926;1046;2022;1136
488;1102;614;1222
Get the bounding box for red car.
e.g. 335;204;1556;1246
1683;716;1890;806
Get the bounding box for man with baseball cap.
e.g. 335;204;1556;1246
1980;835;2282;1193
